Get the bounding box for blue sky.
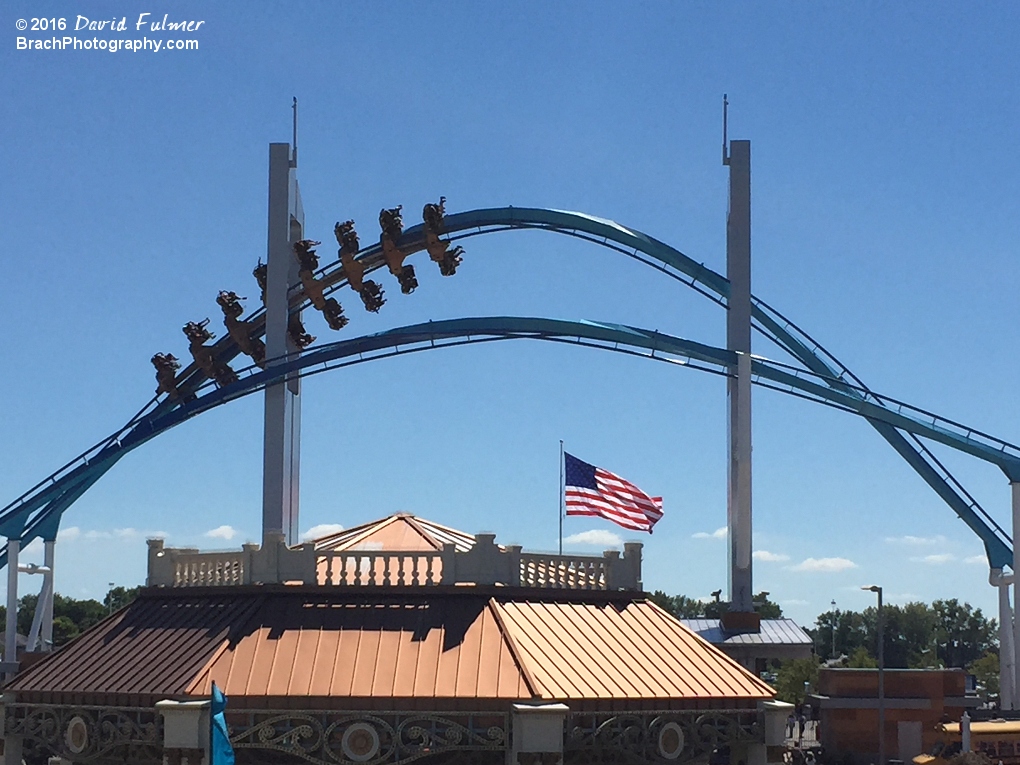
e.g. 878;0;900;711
1;2;1018;628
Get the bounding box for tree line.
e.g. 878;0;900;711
0;586;139;648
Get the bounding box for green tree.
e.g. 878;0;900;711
968;652;1000;697
0;585;142;649
932;599;996;668
650;591;706;618
752;592;783;619
51;616;79;646
649;591;783;620
810;608;870;661
104;586;140;614
774;657;821;704
847;646;878;668
810;600;994;669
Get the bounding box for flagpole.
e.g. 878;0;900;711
559;440;564;555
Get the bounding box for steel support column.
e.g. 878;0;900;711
726;139;753;612
4;539;18;668
1012;482;1020;704
42;539;54;650
997;572;1015;709
262;142;304;545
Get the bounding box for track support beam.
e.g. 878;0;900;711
726;139;754;613
991;568;1015;708
1012;482;1020;705
4;538;19;673
262;142;304;546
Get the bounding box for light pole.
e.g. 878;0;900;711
831;599;837;659
863;585;884;765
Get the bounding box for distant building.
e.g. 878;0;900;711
679;618;813;673
809;667;980;763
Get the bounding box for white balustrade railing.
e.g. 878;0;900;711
319;550;445;586
172;552;247;587
519;553;607;589
148;534;642;591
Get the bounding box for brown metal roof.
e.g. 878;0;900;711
8;594;263;705
9;588;771;707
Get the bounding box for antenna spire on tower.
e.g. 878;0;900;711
291;97;298;167
722;94;729;165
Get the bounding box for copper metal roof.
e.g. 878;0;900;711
498;601;774;700
9;588;772;708
311;514;477;553
188;594;532;702
310;514;480;585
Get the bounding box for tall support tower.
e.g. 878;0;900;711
724;105;754;615
262;139;304;545
1012;481;1020;706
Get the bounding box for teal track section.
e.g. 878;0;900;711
2;208;1017;569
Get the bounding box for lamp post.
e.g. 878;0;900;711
831;599;837;659
863;585;884;765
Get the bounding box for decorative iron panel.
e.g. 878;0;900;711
5;703;163;764
564;710;760;764
227;710;509;765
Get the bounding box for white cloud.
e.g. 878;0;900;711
301;523;345;542
693;527;727;540
74;527;162;542
753;550;790;563
58;526;81;542
782;599;809;606
964;555;987;565
789;557;858;573
912;553;955;565
564;529;623;547
204;525;239;541
884;535;946;546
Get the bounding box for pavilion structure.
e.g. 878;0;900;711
0;513;789;765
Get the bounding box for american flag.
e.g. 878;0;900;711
564;452;663;533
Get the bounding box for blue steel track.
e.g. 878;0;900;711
2;208;1017;569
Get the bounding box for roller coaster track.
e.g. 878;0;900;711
2;209;1017;568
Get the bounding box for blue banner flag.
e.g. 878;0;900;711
210;682;235;765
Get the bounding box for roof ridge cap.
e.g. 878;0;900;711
332;514;404;552
487;598;542;700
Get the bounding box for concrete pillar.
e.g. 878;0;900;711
262;142;304;546
725;137;753;612
1;735;22;765
0;695;22;765
4;539;19;669
156;700;211;765
510;703;568;765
